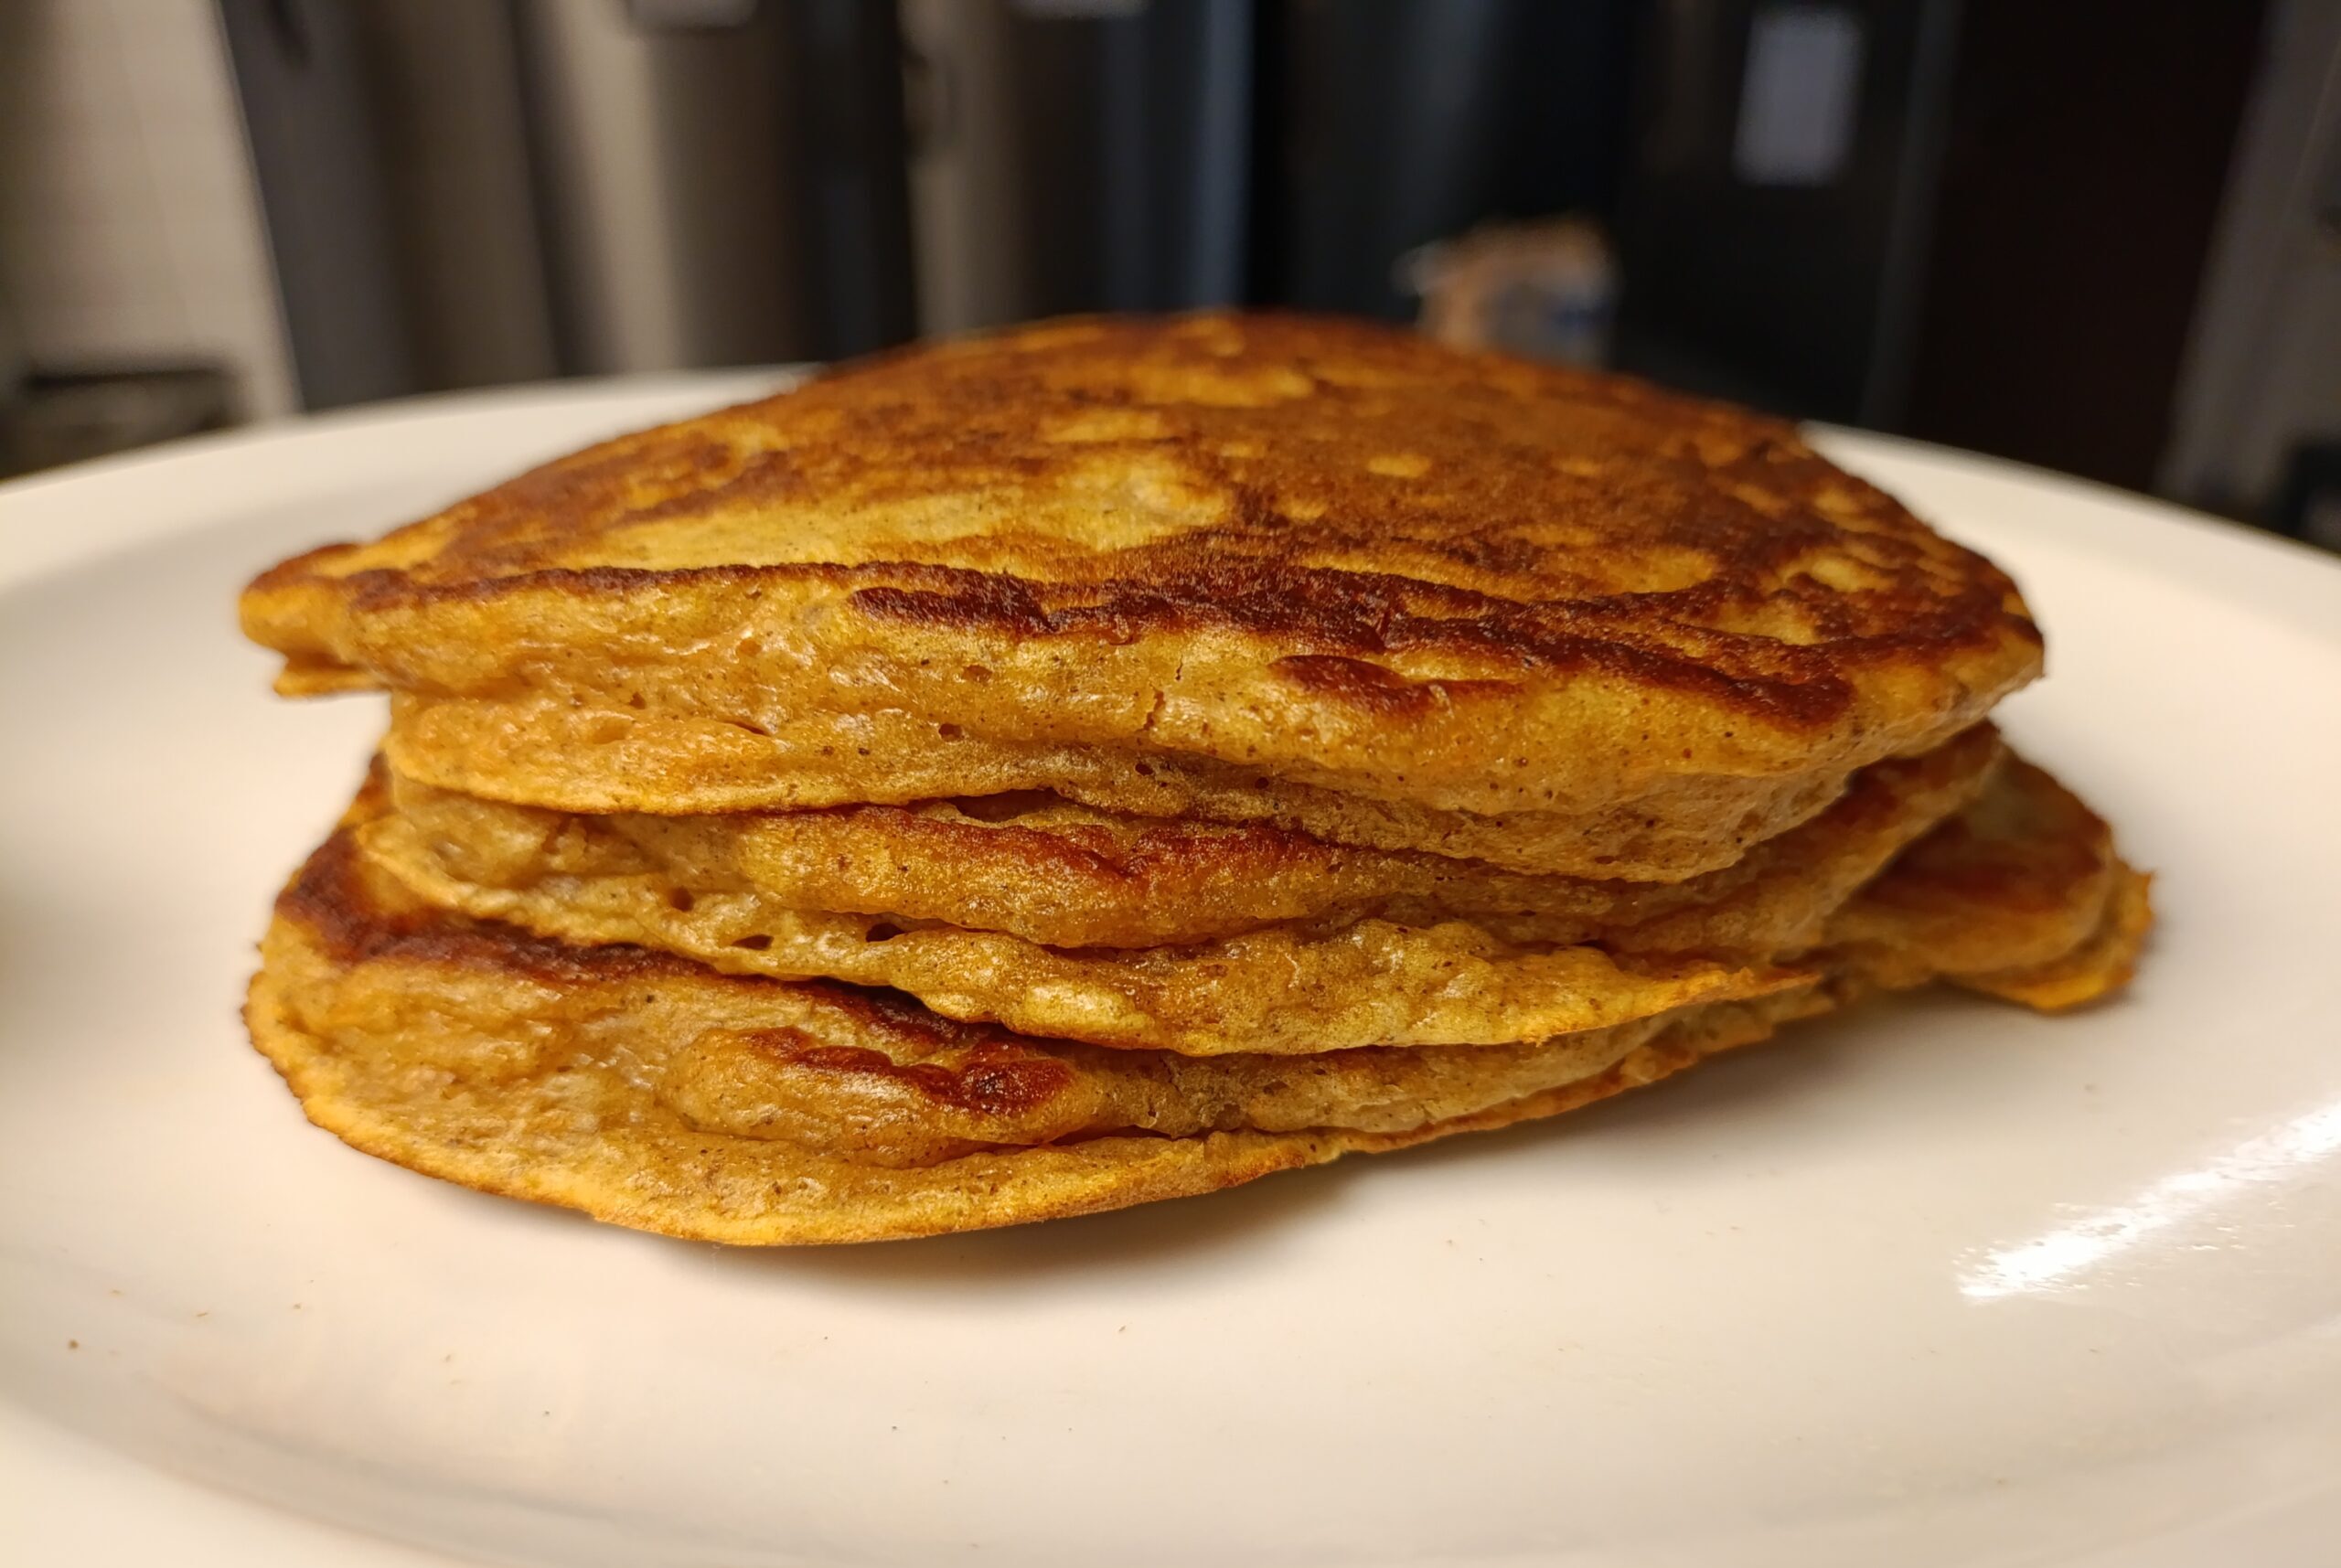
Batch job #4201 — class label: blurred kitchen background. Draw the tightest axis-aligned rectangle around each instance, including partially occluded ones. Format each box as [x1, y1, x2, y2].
[1, 0, 2335, 550]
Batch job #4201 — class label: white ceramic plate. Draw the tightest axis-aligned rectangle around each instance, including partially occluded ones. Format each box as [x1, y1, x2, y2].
[3, 376, 2338, 1568]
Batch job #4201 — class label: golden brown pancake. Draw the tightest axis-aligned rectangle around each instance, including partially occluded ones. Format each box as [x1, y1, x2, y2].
[262, 827, 1831, 1165]
[362, 827, 1803, 1056]
[246, 757, 2146, 1244]
[379, 691, 1855, 880]
[1825, 755, 2142, 991]
[388, 723, 2002, 950]
[243, 315, 2041, 879]
[358, 729, 2001, 1054]
[248, 952, 1812, 1247]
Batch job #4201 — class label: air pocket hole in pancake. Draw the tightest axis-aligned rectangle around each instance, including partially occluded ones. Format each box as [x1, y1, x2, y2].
[864, 923, 903, 944]
[667, 889, 696, 912]
[953, 790, 1060, 823]
[730, 933, 772, 951]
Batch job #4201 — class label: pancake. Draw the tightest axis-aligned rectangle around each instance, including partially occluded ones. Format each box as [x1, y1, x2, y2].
[1956, 870, 2152, 1011]
[246, 758, 2147, 1243]
[364, 822, 1806, 1056]
[388, 723, 2002, 949]
[360, 730, 2001, 1054]
[249, 953, 1814, 1247]
[1825, 755, 2153, 1008]
[262, 826, 1833, 1166]
[243, 314, 2041, 875]
[380, 691, 1861, 880]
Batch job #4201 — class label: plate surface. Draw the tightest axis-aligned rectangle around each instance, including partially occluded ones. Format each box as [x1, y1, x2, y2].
[3, 376, 2338, 1568]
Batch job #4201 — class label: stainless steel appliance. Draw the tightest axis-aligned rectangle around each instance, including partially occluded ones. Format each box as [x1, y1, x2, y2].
[220, 0, 915, 407]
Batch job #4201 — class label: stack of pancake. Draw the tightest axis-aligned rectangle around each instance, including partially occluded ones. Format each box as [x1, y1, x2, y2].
[239, 315, 2149, 1244]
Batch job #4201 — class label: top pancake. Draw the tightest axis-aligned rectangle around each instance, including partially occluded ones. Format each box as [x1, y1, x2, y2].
[241, 314, 2041, 843]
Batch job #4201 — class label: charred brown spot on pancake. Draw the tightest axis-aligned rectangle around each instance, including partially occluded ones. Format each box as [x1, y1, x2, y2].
[279, 823, 738, 987]
[275, 829, 428, 957]
[794, 978, 1003, 1049]
[1268, 655, 1518, 716]
[738, 1031, 1078, 1119]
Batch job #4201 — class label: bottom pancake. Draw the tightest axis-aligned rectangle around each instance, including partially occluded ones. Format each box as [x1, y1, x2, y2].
[247, 967, 1819, 1247]
[246, 762, 2148, 1243]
